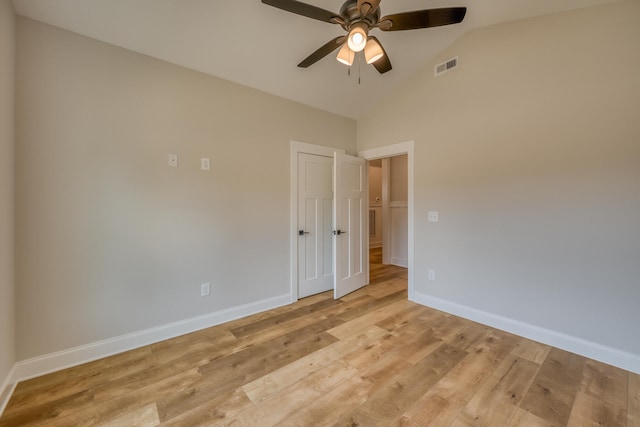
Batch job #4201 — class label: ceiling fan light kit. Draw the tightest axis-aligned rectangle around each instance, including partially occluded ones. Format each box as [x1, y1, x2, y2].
[336, 43, 355, 66]
[261, 0, 467, 75]
[347, 22, 368, 52]
[364, 37, 384, 64]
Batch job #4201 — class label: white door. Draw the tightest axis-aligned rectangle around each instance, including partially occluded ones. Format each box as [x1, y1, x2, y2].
[297, 153, 334, 298]
[333, 152, 368, 299]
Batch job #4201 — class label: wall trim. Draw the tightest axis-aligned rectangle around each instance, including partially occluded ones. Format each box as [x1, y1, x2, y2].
[411, 291, 640, 375]
[6, 293, 291, 398]
[0, 365, 17, 417]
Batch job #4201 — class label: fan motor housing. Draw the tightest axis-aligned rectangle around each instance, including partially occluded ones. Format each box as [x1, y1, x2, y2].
[339, 0, 380, 31]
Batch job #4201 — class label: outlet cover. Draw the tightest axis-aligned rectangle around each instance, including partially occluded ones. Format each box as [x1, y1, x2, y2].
[201, 158, 210, 170]
[428, 270, 436, 281]
[428, 211, 439, 222]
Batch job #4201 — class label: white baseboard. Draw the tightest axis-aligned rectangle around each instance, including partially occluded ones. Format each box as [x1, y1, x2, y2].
[390, 258, 408, 268]
[7, 293, 291, 394]
[0, 365, 17, 417]
[410, 291, 640, 375]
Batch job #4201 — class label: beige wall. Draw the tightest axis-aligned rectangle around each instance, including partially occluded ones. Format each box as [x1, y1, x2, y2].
[368, 164, 382, 203]
[15, 18, 356, 359]
[358, 0, 640, 355]
[390, 155, 408, 203]
[368, 163, 382, 248]
[388, 155, 408, 267]
[0, 0, 16, 397]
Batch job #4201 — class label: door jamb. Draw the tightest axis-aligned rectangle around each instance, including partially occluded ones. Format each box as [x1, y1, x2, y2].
[290, 141, 346, 303]
[359, 141, 415, 300]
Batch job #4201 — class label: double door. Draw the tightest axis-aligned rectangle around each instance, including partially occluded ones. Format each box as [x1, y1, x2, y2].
[297, 152, 367, 299]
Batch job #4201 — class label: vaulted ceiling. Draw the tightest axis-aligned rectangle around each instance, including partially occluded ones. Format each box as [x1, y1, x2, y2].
[12, 0, 618, 119]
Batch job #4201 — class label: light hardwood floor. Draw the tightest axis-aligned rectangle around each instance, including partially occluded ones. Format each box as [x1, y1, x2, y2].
[1, 248, 639, 426]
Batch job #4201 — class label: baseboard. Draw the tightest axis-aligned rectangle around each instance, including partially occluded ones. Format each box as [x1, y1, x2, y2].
[0, 364, 17, 417]
[10, 293, 291, 387]
[390, 258, 408, 268]
[411, 292, 640, 375]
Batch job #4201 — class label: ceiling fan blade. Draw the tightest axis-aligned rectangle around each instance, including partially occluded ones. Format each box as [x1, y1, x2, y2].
[298, 36, 347, 68]
[261, 0, 340, 24]
[369, 36, 392, 74]
[379, 7, 466, 31]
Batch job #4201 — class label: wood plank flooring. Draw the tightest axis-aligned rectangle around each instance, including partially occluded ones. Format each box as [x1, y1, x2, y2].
[2, 247, 639, 426]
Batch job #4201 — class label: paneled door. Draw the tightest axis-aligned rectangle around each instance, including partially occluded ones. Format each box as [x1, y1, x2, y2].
[333, 152, 368, 299]
[297, 153, 334, 298]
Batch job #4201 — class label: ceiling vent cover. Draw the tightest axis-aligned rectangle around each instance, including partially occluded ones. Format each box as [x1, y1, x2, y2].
[435, 56, 458, 77]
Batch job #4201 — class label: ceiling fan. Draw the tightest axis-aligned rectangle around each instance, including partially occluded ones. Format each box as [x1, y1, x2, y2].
[261, 0, 467, 74]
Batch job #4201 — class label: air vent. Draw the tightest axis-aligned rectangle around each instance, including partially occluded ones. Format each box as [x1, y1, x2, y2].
[434, 56, 459, 77]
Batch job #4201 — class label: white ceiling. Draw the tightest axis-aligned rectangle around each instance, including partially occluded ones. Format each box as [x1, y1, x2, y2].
[12, 0, 618, 119]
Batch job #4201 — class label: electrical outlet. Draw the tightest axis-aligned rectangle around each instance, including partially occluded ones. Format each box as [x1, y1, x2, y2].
[427, 211, 439, 222]
[200, 283, 210, 297]
[428, 270, 436, 281]
[201, 158, 210, 170]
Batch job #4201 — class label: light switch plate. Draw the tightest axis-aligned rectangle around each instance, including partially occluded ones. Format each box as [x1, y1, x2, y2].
[201, 283, 210, 297]
[168, 154, 178, 167]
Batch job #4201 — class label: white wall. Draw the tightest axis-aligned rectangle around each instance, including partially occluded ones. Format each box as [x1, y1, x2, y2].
[15, 17, 356, 361]
[357, 0, 640, 367]
[0, 0, 16, 407]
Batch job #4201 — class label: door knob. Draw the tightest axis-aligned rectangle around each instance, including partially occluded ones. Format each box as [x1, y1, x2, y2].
[333, 229, 347, 235]
[298, 230, 309, 236]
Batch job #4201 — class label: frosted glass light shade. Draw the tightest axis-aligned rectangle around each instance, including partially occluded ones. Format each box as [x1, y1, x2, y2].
[347, 23, 368, 52]
[336, 43, 355, 66]
[364, 37, 384, 64]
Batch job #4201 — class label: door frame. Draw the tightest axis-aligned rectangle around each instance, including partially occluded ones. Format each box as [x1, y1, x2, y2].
[359, 141, 415, 300]
[290, 141, 345, 302]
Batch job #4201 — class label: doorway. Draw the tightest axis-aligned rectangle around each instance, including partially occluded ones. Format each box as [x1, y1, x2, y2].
[360, 141, 415, 299]
[368, 155, 409, 269]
